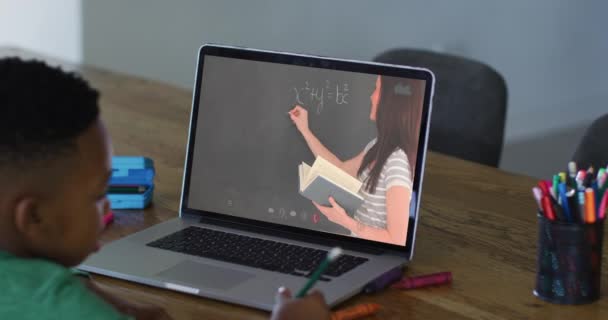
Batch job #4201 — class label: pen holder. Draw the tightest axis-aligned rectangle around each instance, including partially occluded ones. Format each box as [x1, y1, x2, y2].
[534, 214, 604, 304]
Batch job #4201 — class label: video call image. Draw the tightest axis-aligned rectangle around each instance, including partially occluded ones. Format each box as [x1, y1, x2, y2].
[189, 55, 425, 246]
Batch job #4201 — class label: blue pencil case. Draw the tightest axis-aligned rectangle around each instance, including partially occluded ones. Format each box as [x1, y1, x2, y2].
[108, 156, 155, 209]
[110, 156, 155, 186]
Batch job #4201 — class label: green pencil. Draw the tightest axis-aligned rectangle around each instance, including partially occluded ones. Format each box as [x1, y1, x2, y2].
[296, 247, 342, 298]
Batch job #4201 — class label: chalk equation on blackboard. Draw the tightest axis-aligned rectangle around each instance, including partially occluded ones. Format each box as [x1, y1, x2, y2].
[292, 80, 349, 114]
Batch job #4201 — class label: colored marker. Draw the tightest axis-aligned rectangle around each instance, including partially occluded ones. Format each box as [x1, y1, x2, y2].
[558, 172, 567, 183]
[541, 196, 556, 221]
[597, 168, 608, 197]
[584, 169, 594, 188]
[599, 191, 608, 220]
[558, 183, 572, 222]
[598, 192, 608, 220]
[391, 272, 452, 290]
[585, 188, 596, 224]
[330, 303, 381, 320]
[296, 247, 342, 298]
[362, 266, 404, 293]
[568, 161, 577, 179]
[578, 191, 586, 222]
[598, 172, 607, 191]
[567, 162, 578, 189]
[538, 181, 549, 197]
[550, 196, 565, 221]
[576, 170, 586, 190]
[552, 175, 560, 201]
[597, 168, 606, 184]
[566, 188, 579, 223]
[600, 178, 608, 196]
[532, 187, 543, 211]
[592, 181, 601, 208]
[600, 187, 608, 212]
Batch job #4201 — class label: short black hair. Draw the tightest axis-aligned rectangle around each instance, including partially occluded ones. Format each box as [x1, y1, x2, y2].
[0, 57, 99, 168]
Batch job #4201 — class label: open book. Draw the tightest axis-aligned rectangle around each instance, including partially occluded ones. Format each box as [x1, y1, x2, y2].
[298, 156, 364, 217]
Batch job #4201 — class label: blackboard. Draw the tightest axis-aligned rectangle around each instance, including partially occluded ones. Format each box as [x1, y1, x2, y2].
[189, 55, 377, 234]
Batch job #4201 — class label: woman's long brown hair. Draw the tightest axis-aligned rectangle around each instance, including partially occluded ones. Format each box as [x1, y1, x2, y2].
[357, 76, 424, 193]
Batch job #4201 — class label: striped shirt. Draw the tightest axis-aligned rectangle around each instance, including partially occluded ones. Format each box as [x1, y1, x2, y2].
[354, 139, 412, 230]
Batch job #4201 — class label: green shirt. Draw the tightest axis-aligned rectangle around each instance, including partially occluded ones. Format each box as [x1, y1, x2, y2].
[0, 251, 131, 320]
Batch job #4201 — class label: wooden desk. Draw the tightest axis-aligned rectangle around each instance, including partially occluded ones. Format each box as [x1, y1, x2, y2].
[3, 48, 607, 319]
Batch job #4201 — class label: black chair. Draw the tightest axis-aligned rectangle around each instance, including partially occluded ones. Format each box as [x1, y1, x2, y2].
[374, 48, 508, 167]
[572, 113, 608, 169]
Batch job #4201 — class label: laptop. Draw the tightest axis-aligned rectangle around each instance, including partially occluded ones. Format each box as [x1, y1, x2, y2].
[80, 44, 435, 310]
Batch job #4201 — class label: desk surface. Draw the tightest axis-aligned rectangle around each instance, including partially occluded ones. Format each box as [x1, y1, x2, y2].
[3, 48, 607, 319]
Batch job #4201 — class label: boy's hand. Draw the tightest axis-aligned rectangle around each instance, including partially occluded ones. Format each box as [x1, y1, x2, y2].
[271, 287, 330, 320]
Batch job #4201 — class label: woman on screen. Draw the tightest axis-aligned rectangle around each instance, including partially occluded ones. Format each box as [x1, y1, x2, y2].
[288, 75, 423, 245]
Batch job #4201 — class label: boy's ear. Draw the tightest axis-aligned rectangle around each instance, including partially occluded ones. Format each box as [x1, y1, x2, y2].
[13, 196, 44, 237]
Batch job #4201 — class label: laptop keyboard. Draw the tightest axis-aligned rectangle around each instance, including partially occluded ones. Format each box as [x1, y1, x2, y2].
[146, 226, 368, 281]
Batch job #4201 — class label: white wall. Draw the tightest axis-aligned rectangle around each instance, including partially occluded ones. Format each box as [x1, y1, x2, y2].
[0, 0, 82, 63]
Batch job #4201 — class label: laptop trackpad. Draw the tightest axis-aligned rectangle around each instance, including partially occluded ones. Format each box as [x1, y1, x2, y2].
[156, 260, 254, 290]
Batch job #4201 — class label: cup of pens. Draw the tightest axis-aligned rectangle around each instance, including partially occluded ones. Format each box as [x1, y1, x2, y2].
[532, 162, 607, 304]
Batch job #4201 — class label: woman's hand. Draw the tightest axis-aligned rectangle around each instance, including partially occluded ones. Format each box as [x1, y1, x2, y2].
[313, 197, 356, 231]
[271, 287, 330, 320]
[288, 105, 309, 134]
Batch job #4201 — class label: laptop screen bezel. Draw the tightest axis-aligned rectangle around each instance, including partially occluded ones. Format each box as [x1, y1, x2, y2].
[180, 44, 434, 258]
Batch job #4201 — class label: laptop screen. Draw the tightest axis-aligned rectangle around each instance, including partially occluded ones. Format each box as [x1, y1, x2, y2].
[183, 46, 432, 251]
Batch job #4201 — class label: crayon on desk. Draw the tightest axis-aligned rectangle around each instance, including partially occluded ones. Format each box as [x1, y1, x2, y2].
[391, 272, 452, 290]
[331, 303, 381, 320]
[362, 266, 403, 294]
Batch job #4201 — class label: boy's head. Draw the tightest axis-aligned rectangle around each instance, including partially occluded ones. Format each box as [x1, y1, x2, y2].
[0, 57, 112, 267]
